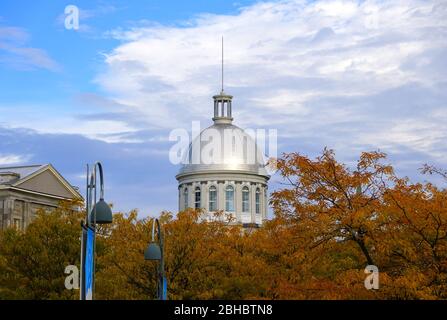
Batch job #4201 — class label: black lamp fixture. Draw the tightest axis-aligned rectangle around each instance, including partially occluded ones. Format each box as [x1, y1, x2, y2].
[90, 198, 113, 225]
[144, 218, 166, 300]
[80, 162, 113, 301]
[144, 242, 161, 260]
[88, 162, 113, 225]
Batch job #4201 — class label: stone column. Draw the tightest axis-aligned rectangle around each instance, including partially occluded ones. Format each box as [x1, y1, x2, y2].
[192, 182, 197, 208]
[217, 181, 225, 211]
[264, 186, 268, 220]
[188, 183, 194, 209]
[235, 182, 242, 223]
[228, 180, 238, 222]
[202, 182, 208, 212]
[0, 199, 4, 230]
[178, 185, 181, 212]
[254, 183, 263, 224]
[260, 185, 265, 221]
[250, 183, 256, 224]
[6, 198, 14, 229]
[24, 201, 30, 229]
[180, 185, 185, 211]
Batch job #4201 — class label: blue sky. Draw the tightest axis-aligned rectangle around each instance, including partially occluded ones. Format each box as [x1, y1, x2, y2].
[0, 0, 446, 217]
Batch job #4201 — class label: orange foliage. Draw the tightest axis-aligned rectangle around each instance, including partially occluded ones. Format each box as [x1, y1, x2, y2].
[93, 150, 447, 299]
[1, 150, 446, 300]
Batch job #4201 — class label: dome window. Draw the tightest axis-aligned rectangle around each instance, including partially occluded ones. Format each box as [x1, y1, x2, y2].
[194, 186, 201, 209]
[225, 185, 235, 212]
[209, 186, 217, 211]
[242, 186, 250, 213]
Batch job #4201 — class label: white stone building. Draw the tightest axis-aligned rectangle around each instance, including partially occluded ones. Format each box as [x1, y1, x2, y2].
[176, 90, 270, 227]
[0, 164, 82, 230]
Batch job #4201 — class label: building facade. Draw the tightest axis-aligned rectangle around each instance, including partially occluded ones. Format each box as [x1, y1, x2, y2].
[176, 90, 270, 227]
[0, 164, 82, 230]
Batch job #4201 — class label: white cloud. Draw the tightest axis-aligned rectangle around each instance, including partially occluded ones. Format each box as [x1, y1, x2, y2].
[0, 153, 31, 166]
[0, 26, 60, 71]
[92, 0, 447, 170]
[6, 118, 141, 144]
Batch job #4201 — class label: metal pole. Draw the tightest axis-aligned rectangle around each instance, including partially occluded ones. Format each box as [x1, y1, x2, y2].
[152, 219, 161, 299]
[80, 164, 89, 300]
[92, 163, 97, 300]
[159, 221, 165, 300]
[96, 162, 105, 200]
[82, 162, 104, 300]
[221, 36, 224, 92]
[80, 223, 84, 300]
[154, 218, 165, 300]
[85, 164, 90, 225]
[80, 161, 110, 300]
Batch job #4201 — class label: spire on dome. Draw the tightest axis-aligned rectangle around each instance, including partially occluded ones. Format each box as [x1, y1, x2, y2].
[221, 36, 224, 92]
[212, 36, 233, 124]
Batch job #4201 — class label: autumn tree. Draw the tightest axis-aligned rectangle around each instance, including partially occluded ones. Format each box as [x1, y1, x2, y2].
[270, 149, 394, 267]
[380, 178, 447, 298]
[1, 150, 445, 300]
[269, 149, 447, 299]
[0, 200, 83, 299]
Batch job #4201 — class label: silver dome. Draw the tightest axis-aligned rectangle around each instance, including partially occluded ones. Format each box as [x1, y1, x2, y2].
[177, 122, 269, 178]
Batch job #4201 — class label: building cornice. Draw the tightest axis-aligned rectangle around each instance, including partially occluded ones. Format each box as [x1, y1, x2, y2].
[0, 185, 73, 201]
[176, 169, 270, 181]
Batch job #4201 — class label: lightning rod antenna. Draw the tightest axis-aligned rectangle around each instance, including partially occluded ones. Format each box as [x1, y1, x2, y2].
[221, 36, 224, 93]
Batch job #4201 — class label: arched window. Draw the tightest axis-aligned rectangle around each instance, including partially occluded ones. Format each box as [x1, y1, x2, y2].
[194, 186, 201, 209]
[255, 188, 260, 214]
[209, 185, 217, 211]
[225, 185, 235, 212]
[183, 187, 188, 209]
[242, 186, 250, 212]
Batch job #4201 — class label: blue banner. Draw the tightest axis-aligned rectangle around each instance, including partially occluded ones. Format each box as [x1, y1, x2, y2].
[162, 276, 167, 300]
[84, 227, 94, 300]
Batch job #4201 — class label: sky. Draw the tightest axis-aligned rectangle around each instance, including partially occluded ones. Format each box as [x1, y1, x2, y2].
[0, 0, 446, 217]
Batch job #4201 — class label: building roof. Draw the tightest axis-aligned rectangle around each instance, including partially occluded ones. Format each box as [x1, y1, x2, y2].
[177, 90, 270, 180]
[177, 122, 270, 179]
[0, 164, 82, 199]
[0, 165, 45, 183]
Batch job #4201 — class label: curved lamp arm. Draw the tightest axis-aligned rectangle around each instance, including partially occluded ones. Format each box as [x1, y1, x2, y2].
[86, 161, 106, 227]
[152, 218, 161, 242]
[94, 162, 105, 200]
[151, 218, 164, 264]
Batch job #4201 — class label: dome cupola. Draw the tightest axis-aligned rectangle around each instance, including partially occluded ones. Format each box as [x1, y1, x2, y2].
[212, 91, 233, 124]
[175, 39, 270, 227]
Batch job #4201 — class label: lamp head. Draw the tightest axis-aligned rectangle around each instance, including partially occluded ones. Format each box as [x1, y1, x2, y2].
[90, 198, 113, 224]
[144, 242, 161, 260]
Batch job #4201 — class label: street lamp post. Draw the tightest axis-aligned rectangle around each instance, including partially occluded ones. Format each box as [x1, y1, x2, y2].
[144, 218, 167, 300]
[80, 162, 113, 300]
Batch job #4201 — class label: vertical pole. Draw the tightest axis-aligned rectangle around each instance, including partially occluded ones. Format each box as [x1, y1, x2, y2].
[92, 164, 97, 300]
[221, 36, 224, 92]
[153, 219, 161, 300]
[80, 223, 84, 300]
[158, 220, 165, 300]
[80, 164, 89, 300]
